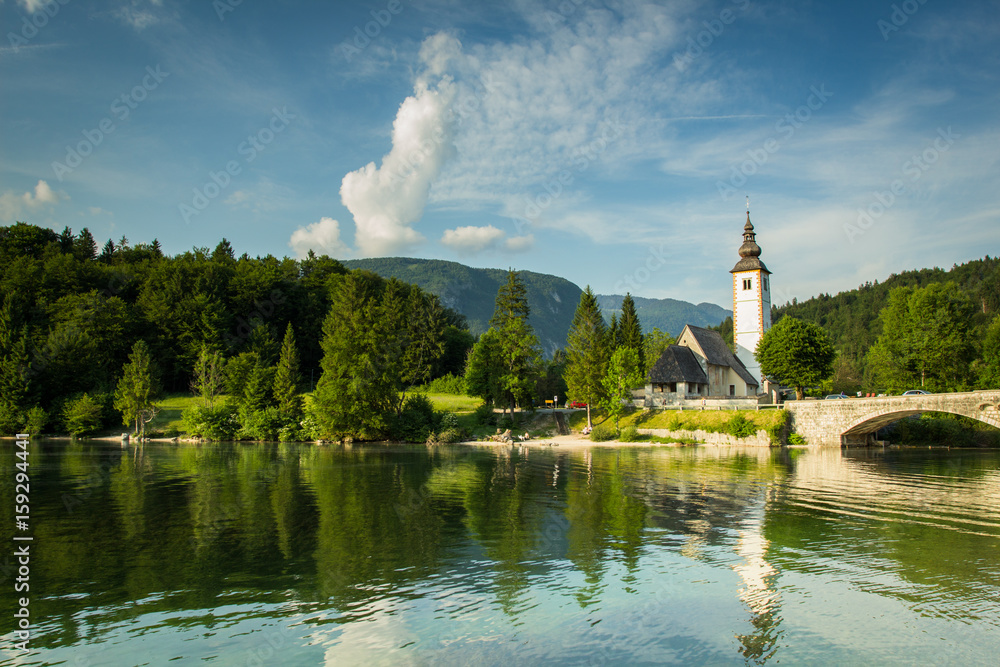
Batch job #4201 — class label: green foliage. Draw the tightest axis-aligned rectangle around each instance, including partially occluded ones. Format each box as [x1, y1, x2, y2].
[619, 425, 642, 442]
[565, 286, 609, 426]
[600, 347, 644, 430]
[273, 323, 303, 418]
[23, 406, 48, 435]
[114, 340, 159, 436]
[191, 344, 225, 408]
[710, 316, 734, 352]
[890, 414, 1000, 448]
[389, 393, 439, 442]
[618, 293, 645, 369]
[63, 393, 104, 436]
[727, 413, 757, 438]
[787, 432, 807, 445]
[643, 327, 676, 375]
[421, 372, 466, 395]
[182, 404, 237, 440]
[756, 316, 836, 400]
[236, 405, 284, 441]
[865, 283, 976, 393]
[589, 421, 616, 441]
[976, 314, 1000, 388]
[473, 402, 497, 426]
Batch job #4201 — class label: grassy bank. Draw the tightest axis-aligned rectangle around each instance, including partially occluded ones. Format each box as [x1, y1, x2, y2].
[567, 407, 789, 444]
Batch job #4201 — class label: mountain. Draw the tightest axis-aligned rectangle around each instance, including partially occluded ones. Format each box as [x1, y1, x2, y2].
[344, 257, 732, 355]
[343, 258, 582, 356]
[595, 294, 731, 335]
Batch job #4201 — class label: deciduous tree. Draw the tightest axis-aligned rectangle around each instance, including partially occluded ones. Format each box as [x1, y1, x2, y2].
[756, 316, 835, 400]
[114, 340, 159, 436]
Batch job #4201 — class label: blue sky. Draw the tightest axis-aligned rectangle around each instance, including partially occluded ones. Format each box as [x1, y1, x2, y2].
[2, 0, 998, 308]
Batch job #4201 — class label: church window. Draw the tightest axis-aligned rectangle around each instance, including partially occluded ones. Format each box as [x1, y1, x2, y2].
[742, 278, 752, 290]
[763, 276, 769, 291]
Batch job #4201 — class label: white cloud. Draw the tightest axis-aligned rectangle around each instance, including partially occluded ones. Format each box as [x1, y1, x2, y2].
[288, 217, 350, 259]
[339, 36, 459, 257]
[18, 0, 48, 13]
[114, 0, 164, 31]
[440, 224, 504, 252]
[440, 224, 535, 255]
[0, 179, 62, 222]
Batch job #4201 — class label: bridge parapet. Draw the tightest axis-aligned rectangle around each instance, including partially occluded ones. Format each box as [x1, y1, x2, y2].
[784, 390, 1000, 446]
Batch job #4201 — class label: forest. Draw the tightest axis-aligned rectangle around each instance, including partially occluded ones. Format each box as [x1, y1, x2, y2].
[0, 222, 472, 439]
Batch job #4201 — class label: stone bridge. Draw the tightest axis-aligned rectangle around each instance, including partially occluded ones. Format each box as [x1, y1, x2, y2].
[784, 390, 1000, 446]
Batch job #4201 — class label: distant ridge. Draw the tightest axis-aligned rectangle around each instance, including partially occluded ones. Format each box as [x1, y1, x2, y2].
[344, 257, 731, 354]
[595, 294, 731, 335]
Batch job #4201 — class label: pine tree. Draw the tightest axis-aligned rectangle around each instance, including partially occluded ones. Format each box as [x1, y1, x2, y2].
[75, 228, 97, 261]
[114, 340, 159, 436]
[58, 226, 75, 253]
[608, 313, 619, 350]
[0, 301, 33, 432]
[212, 238, 235, 262]
[99, 239, 116, 264]
[564, 286, 609, 428]
[618, 293, 644, 371]
[273, 323, 302, 419]
[488, 269, 540, 417]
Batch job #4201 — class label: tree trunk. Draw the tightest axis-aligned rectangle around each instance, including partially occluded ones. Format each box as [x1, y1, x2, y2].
[795, 386, 805, 401]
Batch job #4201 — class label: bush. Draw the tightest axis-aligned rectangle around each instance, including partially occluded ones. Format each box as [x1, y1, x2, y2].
[589, 422, 616, 442]
[619, 425, 642, 442]
[473, 402, 496, 426]
[390, 393, 439, 442]
[727, 413, 757, 439]
[23, 407, 48, 435]
[497, 415, 514, 431]
[787, 432, 807, 445]
[424, 374, 467, 395]
[237, 406, 285, 441]
[182, 405, 237, 440]
[63, 394, 104, 436]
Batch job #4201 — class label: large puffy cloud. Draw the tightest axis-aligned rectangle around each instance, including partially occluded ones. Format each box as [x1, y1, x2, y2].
[339, 37, 459, 257]
[288, 217, 350, 259]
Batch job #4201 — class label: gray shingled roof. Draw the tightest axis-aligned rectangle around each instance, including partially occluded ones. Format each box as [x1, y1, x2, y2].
[730, 256, 770, 273]
[647, 345, 708, 385]
[684, 325, 759, 387]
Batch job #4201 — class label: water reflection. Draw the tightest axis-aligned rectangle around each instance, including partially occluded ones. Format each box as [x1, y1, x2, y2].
[1, 441, 999, 665]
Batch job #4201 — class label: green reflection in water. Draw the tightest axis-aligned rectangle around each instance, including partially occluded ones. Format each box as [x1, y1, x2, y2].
[1, 441, 999, 665]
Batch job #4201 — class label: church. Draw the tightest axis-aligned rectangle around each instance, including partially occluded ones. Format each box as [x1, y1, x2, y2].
[643, 207, 772, 407]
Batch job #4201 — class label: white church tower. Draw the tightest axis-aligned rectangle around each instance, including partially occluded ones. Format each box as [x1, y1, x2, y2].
[730, 203, 771, 388]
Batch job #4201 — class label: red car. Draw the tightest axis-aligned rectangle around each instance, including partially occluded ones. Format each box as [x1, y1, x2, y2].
[567, 401, 588, 409]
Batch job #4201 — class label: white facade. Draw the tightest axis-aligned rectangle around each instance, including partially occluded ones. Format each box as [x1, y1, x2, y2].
[729, 212, 771, 389]
[732, 268, 771, 386]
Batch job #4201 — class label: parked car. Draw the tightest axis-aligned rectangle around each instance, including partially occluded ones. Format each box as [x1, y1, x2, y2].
[902, 389, 929, 395]
[567, 401, 588, 408]
[825, 393, 849, 399]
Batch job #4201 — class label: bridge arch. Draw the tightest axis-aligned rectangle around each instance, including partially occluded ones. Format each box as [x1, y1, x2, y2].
[841, 406, 1000, 445]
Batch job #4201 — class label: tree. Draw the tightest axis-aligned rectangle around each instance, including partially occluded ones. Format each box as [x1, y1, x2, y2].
[976, 314, 1000, 389]
[608, 313, 619, 351]
[464, 328, 504, 407]
[756, 316, 835, 400]
[0, 300, 33, 432]
[601, 347, 644, 432]
[191, 343, 226, 408]
[564, 287, 608, 428]
[99, 239, 116, 264]
[273, 323, 302, 419]
[643, 327, 676, 375]
[488, 270, 541, 418]
[63, 393, 104, 436]
[114, 340, 159, 436]
[864, 283, 975, 392]
[618, 293, 644, 371]
[74, 227, 98, 261]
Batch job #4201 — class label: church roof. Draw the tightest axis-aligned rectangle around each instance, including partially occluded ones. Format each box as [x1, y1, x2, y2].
[730, 211, 770, 274]
[647, 345, 708, 385]
[682, 325, 759, 388]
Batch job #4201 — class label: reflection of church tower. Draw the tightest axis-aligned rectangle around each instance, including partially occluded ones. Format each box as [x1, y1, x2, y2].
[730, 204, 771, 387]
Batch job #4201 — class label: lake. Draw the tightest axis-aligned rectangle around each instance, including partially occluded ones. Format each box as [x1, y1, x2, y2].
[2, 440, 1000, 665]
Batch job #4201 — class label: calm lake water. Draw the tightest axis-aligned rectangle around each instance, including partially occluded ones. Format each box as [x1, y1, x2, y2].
[2, 440, 1000, 666]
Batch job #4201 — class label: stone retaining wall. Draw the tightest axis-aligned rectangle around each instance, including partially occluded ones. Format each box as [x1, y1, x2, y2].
[638, 428, 774, 447]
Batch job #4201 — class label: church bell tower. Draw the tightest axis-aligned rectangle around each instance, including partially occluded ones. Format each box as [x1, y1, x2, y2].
[730, 202, 771, 388]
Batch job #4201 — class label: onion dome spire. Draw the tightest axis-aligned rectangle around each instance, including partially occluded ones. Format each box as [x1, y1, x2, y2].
[730, 203, 770, 274]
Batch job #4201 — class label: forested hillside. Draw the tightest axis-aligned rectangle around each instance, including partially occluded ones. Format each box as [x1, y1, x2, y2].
[0, 223, 470, 436]
[774, 256, 1000, 392]
[344, 257, 582, 356]
[595, 294, 730, 336]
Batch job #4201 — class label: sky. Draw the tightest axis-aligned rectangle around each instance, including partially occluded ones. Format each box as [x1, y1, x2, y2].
[1, 0, 998, 308]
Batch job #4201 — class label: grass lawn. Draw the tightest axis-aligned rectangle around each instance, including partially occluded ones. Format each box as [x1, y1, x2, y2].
[423, 393, 481, 412]
[148, 394, 210, 435]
